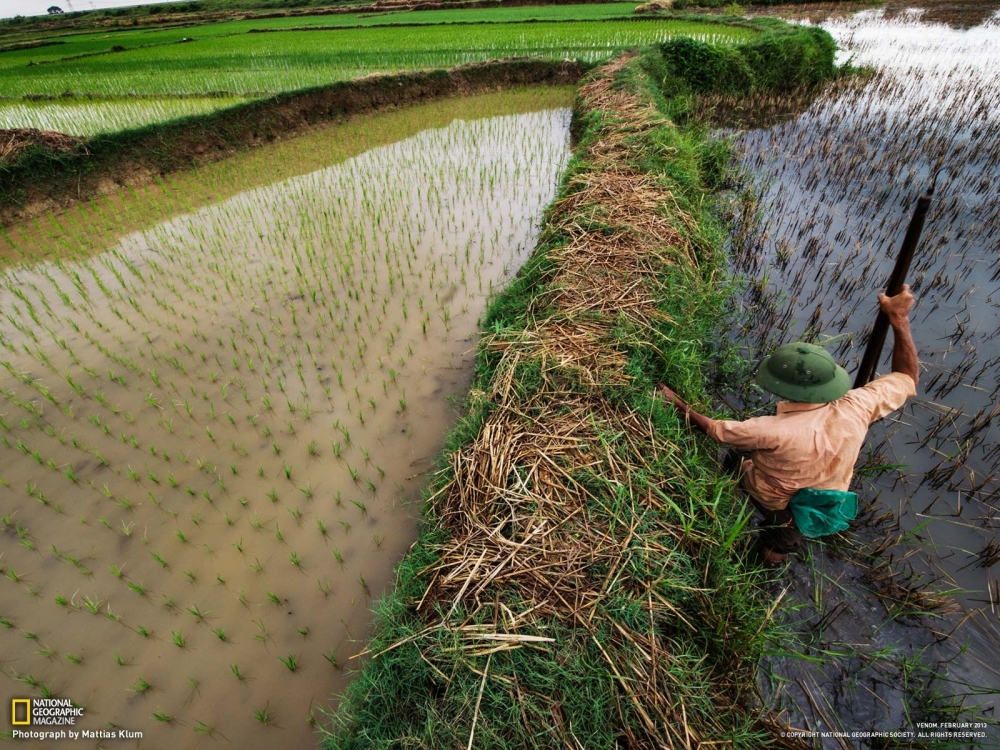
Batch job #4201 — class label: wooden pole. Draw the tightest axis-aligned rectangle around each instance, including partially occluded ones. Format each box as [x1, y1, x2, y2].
[853, 187, 933, 388]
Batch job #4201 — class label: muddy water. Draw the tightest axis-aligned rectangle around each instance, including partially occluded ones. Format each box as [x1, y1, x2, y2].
[724, 6, 1000, 739]
[0, 89, 572, 748]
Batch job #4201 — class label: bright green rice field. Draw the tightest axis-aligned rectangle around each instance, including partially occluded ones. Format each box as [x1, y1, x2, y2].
[0, 5, 755, 134]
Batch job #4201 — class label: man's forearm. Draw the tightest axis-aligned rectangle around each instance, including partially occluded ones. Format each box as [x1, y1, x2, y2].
[889, 315, 919, 387]
[660, 389, 713, 435]
[677, 403, 712, 434]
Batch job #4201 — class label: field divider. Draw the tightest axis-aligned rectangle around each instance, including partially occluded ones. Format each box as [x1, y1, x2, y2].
[0, 57, 587, 228]
[321, 21, 840, 748]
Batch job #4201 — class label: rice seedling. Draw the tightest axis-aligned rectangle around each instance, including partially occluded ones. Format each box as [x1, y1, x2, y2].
[127, 582, 147, 597]
[324, 649, 341, 669]
[171, 629, 185, 649]
[152, 711, 173, 724]
[254, 704, 272, 726]
[187, 604, 208, 621]
[278, 654, 298, 673]
[130, 676, 151, 695]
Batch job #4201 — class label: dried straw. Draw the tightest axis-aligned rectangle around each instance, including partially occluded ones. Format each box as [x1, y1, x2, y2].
[0, 128, 84, 163]
[370, 57, 804, 748]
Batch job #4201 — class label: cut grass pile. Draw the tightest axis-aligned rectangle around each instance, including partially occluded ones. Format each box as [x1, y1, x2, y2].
[321, 21, 837, 749]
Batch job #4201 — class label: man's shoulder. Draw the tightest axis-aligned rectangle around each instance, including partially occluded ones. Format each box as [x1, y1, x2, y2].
[839, 372, 916, 418]
[845, 372, 917, 400]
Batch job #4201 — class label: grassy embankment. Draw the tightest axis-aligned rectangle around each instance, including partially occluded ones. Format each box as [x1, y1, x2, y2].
[321, 19, 836, 749]
[0, 59, 583, 226]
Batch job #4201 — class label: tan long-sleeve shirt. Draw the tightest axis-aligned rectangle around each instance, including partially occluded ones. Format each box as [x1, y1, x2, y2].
[705, 372, 917, 510]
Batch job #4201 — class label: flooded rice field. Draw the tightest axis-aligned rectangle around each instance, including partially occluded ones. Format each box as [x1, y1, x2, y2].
[0, 97, 247, 137]
[725, 4, 1000, 738]
[0, 88, 572, 747]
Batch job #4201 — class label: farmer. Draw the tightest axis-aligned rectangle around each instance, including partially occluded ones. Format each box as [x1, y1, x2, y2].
[658, 286, 918, 566]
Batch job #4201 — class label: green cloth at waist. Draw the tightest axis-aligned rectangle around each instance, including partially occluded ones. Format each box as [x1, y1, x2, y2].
[787, 488, 858, 538]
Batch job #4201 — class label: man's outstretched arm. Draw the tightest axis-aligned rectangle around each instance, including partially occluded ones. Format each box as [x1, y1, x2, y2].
[879, 284, 918, 388]
[657, 385, 713, 435]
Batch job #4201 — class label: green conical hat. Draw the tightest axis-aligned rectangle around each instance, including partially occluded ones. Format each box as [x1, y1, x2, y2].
[755, 342, 850, 404]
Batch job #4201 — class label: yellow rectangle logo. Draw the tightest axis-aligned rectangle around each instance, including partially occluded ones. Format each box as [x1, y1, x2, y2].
[12, 698, 31, 725]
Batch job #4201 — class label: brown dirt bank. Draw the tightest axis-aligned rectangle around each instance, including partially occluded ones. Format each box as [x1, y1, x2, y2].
[0, 58, 585, 228]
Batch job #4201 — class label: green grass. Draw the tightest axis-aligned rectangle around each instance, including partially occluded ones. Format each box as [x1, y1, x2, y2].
[319, 23, 837, 750]
[0, 19, 754, 99]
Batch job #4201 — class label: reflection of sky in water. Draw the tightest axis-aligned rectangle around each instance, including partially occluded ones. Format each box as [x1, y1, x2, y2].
[729, 9, 1000, 729]
[730, 10, 1000, 625]
[117, 109, 571, 283]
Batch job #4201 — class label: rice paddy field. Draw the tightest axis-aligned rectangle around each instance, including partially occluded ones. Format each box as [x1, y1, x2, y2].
[722, 1, 1000, 732]
[0, 86, 574, 746]
[0, 4, 754, 135]
[0, 97, 246, 137]
[5, 0, 998, 744]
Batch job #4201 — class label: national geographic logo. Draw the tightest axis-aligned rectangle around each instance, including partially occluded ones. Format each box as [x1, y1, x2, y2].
[11, 699, 30, 726]
[10, 698, 84, 726]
